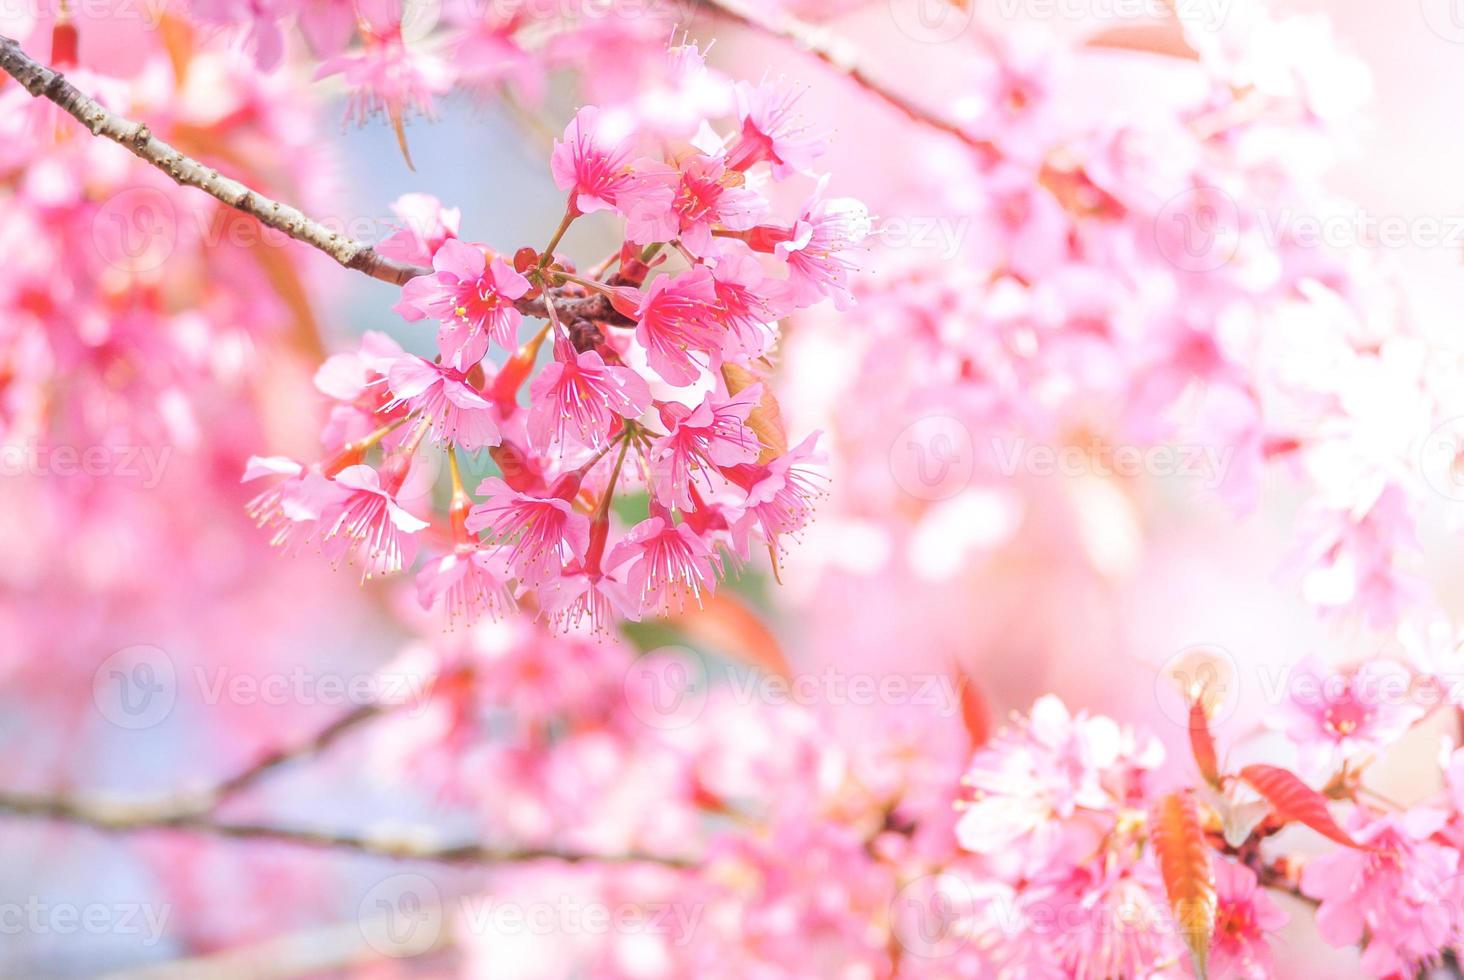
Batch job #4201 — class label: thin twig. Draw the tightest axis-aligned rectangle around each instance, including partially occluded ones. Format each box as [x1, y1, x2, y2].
[0, 35, 425, 285]
[693, 0, 998, 159]
[0, 789, 693, 867]
[0, 32, 630, 326]
[198, 701, 388, 810]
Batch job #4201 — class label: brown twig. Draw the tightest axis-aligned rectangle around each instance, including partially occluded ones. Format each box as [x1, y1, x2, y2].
[0, 32, 634, 327]
[0, 34, 427, 285]
[693, 0, 998, 160]
[0, 789, 693, 868]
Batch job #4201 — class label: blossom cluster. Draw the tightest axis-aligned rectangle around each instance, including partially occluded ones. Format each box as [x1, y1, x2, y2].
[787, 9, 1449, 630]
[940, 642, 1464, 980]
[245, 45, 864, 631]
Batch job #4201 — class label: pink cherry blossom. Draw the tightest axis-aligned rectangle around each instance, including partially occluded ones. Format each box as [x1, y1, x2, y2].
[1210, 858, 1288, 980]
[374, 193, 461, 266]
[1301, 808, 1460, 977]
[725, 78, 825, 180]
[394, 240, 531, 370]
[667, 153, 765, 256]
[649, 386, 761, 510]
[317, 462, 430, 580]
[415, 545, 515, 626]
[381, 355, 501, 450]
[606, 514, 720, 615]
[625, 266, 724, 387]
[1270, 656, 1425, 775]
[526, 339, 651, 452]
[466, 477, 591, 587]
[725, 433, 828, 558]
[550, 105, 647, 217]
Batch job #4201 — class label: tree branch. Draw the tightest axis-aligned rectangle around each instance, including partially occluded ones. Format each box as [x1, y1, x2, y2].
[0, 789, 692, 868]
[0, 34, 428, 286]
[693, 0, 998, 159]
[0, 32, 631, 327]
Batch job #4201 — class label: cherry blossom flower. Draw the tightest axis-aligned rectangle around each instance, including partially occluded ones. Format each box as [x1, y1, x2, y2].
[744, 177, 869, 311]
[416, 545, 515, 627]
[374, 193, 460, 266]
[393, 240, 531, 370]
[649, 386, 762, 510]
[1301, 808, 1460, 977]
[606, 514, 720, 615]
[622, 267, 725, 387]
[666, 153, 765, 256]
[526, 339, 651, 452]
[1269, 656, 1425, 775]
[725, 78, 825, 180]
[466, 477, 591, 587]
[380, 355, 501, 450]
[551, 105, 652, 217]
[313, 1, 450, 158]
[1210, 858, 1288, 980]
[725, 433, 829, 557]
[317, 462, 430, 580]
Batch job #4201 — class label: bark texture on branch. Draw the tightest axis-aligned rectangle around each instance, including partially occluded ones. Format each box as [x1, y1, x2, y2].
[0, 34, 431, 286]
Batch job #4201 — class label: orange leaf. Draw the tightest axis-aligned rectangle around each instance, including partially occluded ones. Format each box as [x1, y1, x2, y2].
[1149, 791, 1216, 980]
[722, 363, 787, 464]
[1239, 765, 1365, 849]
[954, 665, 990, 750]
[1085, 23, 1199, 60]
[1188, 700, 1220, 788]
[667, 591, 791, 679]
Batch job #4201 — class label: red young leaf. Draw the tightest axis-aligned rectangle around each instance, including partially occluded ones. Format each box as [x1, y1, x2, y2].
[1188, 699, 1220, 788]
[1149, 790, 1216, 980]
[1239, 764, 1364, 849]
[955, 666, 991, 750]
